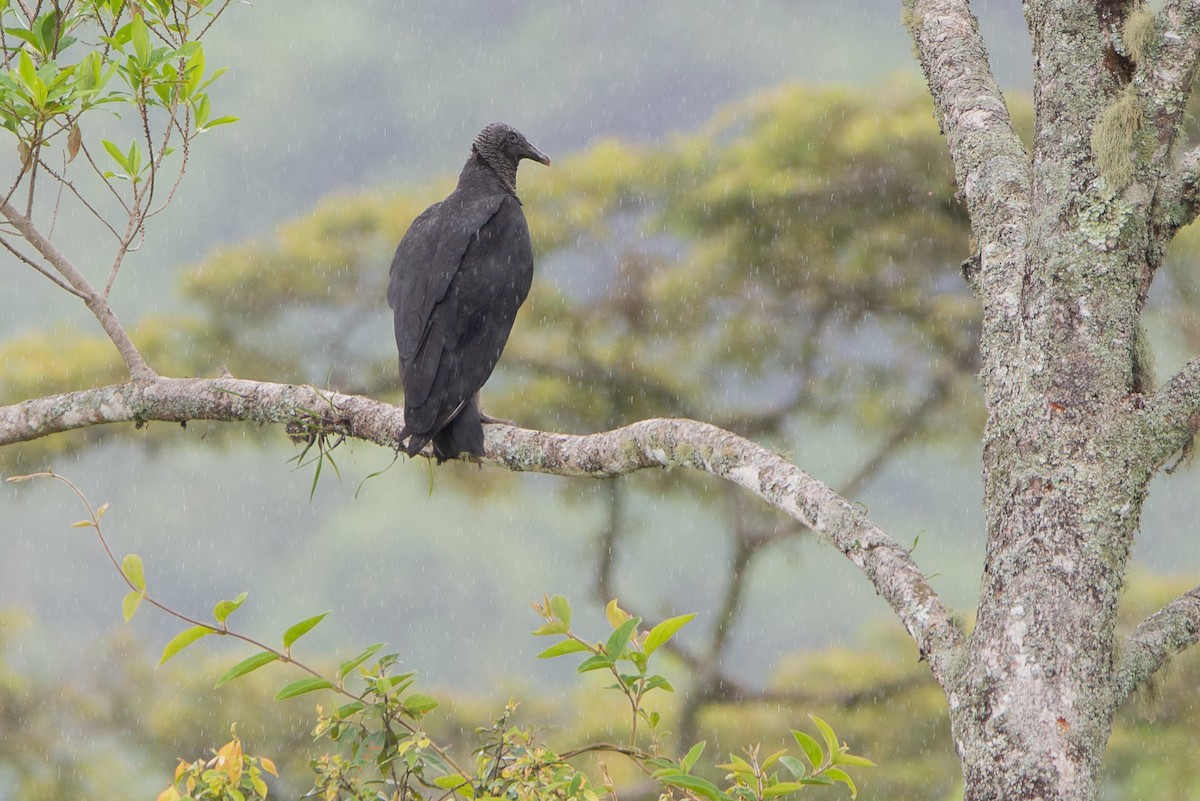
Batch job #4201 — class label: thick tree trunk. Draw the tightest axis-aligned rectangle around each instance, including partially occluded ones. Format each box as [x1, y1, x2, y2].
[903, 0, 1200, 798]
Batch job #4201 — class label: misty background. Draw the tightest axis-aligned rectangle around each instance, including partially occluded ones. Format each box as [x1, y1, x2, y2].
[5, 1, 1195, 698]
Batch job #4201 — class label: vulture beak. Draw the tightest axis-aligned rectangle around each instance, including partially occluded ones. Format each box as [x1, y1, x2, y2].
[522, 143, 551, 167]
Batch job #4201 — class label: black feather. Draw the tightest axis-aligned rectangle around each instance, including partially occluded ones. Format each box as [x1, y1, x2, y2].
[388, 123, 549, 462]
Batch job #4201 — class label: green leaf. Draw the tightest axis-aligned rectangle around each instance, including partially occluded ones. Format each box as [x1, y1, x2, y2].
[378, 671, 416, 696]
[199, 114, 238, 131]
[659, 773, 723, 801]
[762, 782, 807, 798]
[121, 589, 143, 621]
[531, 620, 569, 636]
[778, 755, 808, 780]
[791, 730, 823, 769]
[36, 9, 60, 54]
[215, 651, 279, 688]
[101, 139, 130, 173]
[761, 749, 788, 771]
[193, 91, 210, 127]
[810, 715, 840, 757]
[159, 625, 213, 665]
[121, 553, 145, 591]
[126, 141, 140, 176]
[824, 768, 857, 799]
[644, 674, 675, 692]
[213, 591, 248, 624]
[831, 753, 876, 768]
[336, 701, 365, 718]
[605, 598, 632, 627]
[282, 611, 328, 648]
[174, 41, 202, 59]
[681, 741, 706, 774]
[643, 613, 696, 655]
[129, 13, 150, 63]
[337, 643, 384, 678]
[719, 754, 754, 775]
[273, 677, 333, 701]
[603, 616, 640, 658]
[4, 28, 42, 52]
[536, 639, 590, 659]
[548, 594, 572, 626]
[17, 50, 38, 93]
[402, 693, 438, 715]
[195, 66, 228, 95]
[576, 654, 614, 673]
[433, 774, 473, 797]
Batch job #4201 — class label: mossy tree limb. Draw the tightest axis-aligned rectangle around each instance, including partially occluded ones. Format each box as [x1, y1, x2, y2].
[0, 375, 965, 686]
[1112, 585, 1200, 707]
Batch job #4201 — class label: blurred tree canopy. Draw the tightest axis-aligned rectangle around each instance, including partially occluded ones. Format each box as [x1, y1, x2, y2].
[3, 80, 992, 458]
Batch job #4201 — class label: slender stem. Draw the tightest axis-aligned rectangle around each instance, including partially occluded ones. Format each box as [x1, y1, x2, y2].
[6, 470, 470, 779]
[0, 198, 156, 379]
[0, 233, 82, 297]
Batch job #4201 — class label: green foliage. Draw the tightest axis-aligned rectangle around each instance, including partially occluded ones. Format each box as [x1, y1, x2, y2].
[533, 595, 692, 747]
[4, 568, 1200, 800]
[159, 724, 279, 801]
[20, 472, 872, 800]
[0, 0, 233, 184]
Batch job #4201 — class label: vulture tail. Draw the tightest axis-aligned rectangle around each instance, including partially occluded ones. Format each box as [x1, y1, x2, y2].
[430, 399, 485, 463]
[398, 399, 485, 463]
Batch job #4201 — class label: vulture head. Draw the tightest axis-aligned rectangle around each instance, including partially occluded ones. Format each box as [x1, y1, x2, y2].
[472, 123, 551, 192]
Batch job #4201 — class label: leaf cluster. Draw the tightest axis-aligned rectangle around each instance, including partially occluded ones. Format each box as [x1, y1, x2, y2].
[159, 724, 279, 801]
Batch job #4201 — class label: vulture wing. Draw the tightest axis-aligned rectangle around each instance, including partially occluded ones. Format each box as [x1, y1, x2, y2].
[388, 191, 533, 443]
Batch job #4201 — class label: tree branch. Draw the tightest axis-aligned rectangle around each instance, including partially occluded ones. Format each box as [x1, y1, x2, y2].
[0, 199, 156, 380]
[1136, 354, 1200, 469]
[1141, 0, 1200, 177]
[1112, 584, 1200, 706]
[0, 377, 965, 684]
[903, 0, 1030, 267]
[1144, 2, 1200, 241]
[1154, 144, 1200, 240]
[0, 234, 83, 298]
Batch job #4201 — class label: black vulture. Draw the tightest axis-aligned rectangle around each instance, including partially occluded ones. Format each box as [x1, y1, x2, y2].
[387, 123, 550, 461]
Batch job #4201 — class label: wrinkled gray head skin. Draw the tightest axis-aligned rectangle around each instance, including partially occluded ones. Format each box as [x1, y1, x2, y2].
[471, 123, 551, 193]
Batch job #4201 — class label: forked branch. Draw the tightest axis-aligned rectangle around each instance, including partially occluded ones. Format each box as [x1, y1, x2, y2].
[903, 0, 1030, 254]
[1113, 584, 1200, 706]
[1139, 354, 1200, 470]
[0, 199, 156, 380]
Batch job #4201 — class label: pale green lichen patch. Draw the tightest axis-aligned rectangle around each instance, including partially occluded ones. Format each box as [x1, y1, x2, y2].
[1078, 177, 1139, 247]
[1123, 5, 1158, 65]
[1091, 86, 1143, 190]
